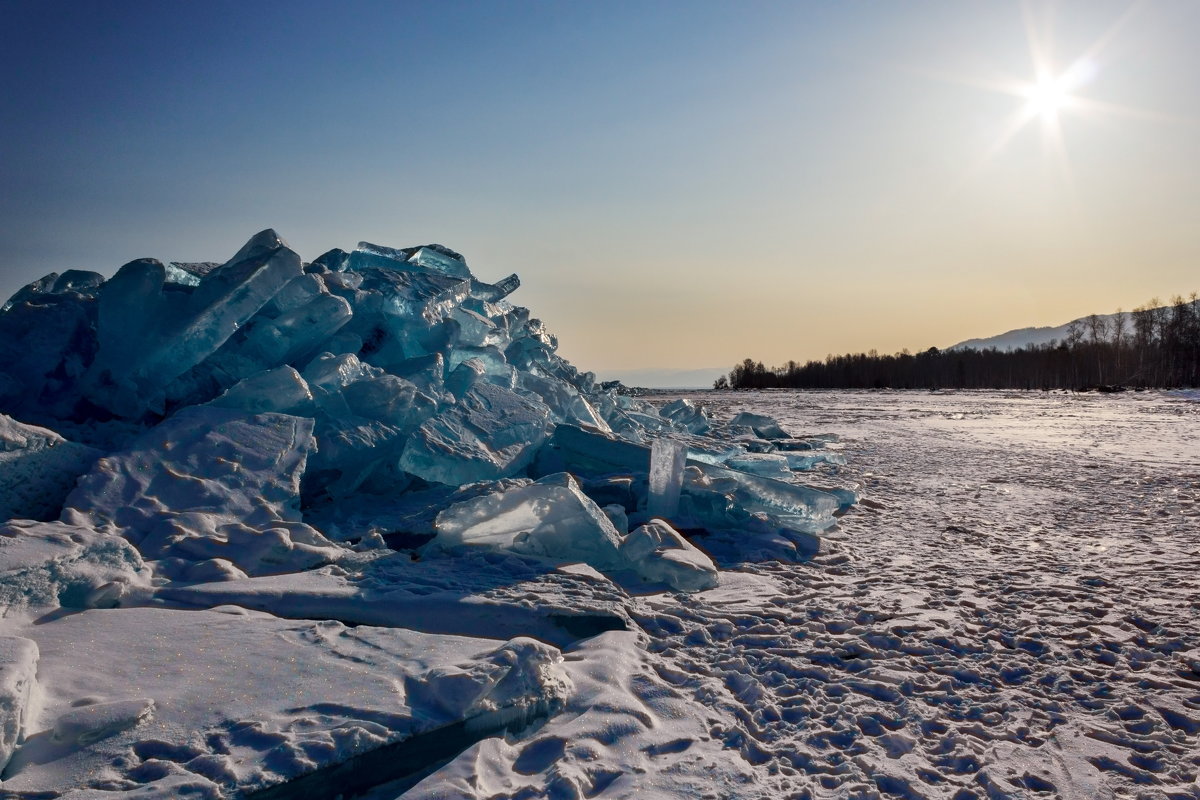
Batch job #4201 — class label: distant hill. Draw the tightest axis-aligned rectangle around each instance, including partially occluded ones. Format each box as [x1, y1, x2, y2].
[948, 310, 1126, 352]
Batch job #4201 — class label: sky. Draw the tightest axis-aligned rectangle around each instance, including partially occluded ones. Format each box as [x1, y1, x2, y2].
[2, 1, 1198, 384]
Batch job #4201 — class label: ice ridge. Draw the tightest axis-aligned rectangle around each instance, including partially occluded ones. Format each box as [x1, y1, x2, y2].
[0, 230, 859, 799]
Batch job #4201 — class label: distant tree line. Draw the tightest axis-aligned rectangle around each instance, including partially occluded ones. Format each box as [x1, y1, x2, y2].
[717, 295, 1200, 391]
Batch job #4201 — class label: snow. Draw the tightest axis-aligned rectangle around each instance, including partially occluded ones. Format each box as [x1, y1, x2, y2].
[389, 389, 1200, 799]
[154, 548, 633, 648]
[0, 636, 38, 774]
[0, 607, 571, 798]
[619, 518, 718, 592]
[0, 415, 64, 452]
[396, 631, 760, 800]
[62, 406, 342, 581]
[615, 389, 1200, 799]
[0, 520, 149, 612]
[0, 415, 101, 522]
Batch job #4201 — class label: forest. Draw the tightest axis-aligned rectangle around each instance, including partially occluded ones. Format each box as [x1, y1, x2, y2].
[719, 295, 1200, 391]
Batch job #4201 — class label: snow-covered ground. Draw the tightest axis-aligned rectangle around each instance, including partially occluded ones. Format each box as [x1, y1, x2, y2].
[1, 388, 1197, 798]
[408, 389, 1200, 799]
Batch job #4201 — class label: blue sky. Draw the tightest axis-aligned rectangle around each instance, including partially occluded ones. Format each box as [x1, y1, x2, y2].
[3, 1, 1198, 378]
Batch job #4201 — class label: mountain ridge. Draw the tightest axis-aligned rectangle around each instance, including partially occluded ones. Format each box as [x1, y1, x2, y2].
[949, 309, 1127, 352]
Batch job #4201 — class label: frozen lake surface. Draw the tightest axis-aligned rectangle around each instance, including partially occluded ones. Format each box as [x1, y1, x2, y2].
[2, 389, 1197, 799]
[412, 389, 1200, 799]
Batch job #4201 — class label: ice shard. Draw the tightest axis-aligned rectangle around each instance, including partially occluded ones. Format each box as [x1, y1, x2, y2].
[784, 451, 847, 470]
[470, 273, 521, 302]
[399, 382, 551, 485]
[682, 463, 841, 530]
[237, 291, 353, 369]
[431, 472, 626, 571]
[532, 424, 651, 478]
[208, 365, 315, 416]
[0, 272, 99, 418]
[658, 398, 710, 435]
[647, 438, 688, 518]
[729, 411, 792, 440]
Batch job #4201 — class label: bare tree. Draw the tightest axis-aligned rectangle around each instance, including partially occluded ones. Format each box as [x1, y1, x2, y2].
[1085, 314, 1108, 384]
[1065, 320, 1084, 349]
[725, 291, 1197, 391]
[1111, 308, 1128, 377]
[1065, 320, 1084, 387]
[1132, 302, 1157, 384]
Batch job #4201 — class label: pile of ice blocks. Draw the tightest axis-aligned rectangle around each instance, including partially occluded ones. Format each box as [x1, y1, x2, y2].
[0, 230, 853, 589]
[0, 231, 858, 796]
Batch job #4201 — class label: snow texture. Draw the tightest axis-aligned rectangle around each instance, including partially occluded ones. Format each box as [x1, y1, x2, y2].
[0, 520, 149, 612]
[0, 636, 38, 775]
[0, 415, 101, 522]
[155, 548, 633, 648]
[0, 607, 570, 798]
[619, 518, 718, 592]
[62, 406, 342, 580]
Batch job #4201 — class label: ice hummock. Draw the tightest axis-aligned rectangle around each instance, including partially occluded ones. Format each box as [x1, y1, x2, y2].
[0, 414, 101, 521]
[0, 226, 856, 590]
[0, 230, 860, 798]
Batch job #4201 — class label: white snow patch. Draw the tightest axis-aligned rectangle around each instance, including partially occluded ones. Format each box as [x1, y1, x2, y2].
[0, 636, 38, 774]
[1, 607, 570, 798]
[0, 520, 149, 612]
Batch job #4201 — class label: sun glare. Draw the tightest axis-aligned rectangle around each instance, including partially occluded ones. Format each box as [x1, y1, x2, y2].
[1023, 75, 1070, 119]
[940, 2, 1155, 190]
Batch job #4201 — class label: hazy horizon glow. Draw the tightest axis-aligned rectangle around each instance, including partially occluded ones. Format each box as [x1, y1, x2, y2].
[3, 1, 1198, 376]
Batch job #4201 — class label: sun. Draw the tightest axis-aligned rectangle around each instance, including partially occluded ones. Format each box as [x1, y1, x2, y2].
[1022, 74, 1071, 120]
[921, 3, 1189, 198]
